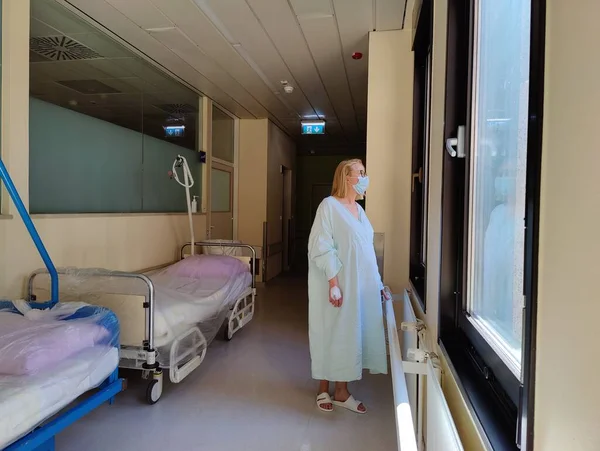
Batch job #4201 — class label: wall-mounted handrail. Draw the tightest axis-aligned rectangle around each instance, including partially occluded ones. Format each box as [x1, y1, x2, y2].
[0, 159, 58, 303]
[385, 298, 419, 451]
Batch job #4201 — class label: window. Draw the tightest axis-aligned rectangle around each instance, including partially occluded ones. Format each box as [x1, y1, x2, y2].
[409, 0, 433, 304]
[28, 0, 202, 214]
[212, 105, 234, 163]
[439, 1, 545, 449]
[210, 167, 232, 212]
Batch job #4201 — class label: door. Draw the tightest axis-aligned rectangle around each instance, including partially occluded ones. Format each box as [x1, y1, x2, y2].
[210, 162, 233, 239]
[282, 168, 293, 272]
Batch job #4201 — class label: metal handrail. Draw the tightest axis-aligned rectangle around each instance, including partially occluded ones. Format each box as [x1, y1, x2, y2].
[27, 268, 156, 350]
[180, 241, 258, 289]
[385, 297, 419, 451]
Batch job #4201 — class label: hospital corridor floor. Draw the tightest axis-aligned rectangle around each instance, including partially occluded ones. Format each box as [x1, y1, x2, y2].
[57, 275, 397, 451]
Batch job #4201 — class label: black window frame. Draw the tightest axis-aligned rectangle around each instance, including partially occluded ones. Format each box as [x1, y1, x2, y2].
[409, 0, 433, 307]
[438, 1, 546, 450]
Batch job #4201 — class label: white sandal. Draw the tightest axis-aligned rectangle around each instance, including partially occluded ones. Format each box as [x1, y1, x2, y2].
[316, 392, 334, 412]
[332, 395, 367, 414]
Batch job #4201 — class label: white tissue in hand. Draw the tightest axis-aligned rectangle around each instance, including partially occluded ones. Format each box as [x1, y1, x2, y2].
[330, 286, 342, 301]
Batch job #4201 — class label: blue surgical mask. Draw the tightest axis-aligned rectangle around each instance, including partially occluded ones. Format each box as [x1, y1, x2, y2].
[494, 176, 514, 199]
[353, 176, 370, 196]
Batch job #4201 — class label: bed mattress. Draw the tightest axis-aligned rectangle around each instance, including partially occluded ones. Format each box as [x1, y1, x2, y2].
[149, 271, 252, 348]
[0, 346, 119, 449]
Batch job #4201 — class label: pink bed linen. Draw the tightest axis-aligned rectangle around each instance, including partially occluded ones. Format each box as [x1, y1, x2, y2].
[163, 254, 249, 280]
[0, 312, 109, 376]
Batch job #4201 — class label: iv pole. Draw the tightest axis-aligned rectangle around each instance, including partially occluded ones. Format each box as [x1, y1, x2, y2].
[171, 155, 195, 256]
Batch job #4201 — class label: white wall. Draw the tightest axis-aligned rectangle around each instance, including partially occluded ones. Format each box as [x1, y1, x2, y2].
[0, 0, 206, 299]
[534, 1, 600, 449]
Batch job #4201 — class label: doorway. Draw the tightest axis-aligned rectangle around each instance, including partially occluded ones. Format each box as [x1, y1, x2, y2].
[282, 166, 293, 272]
[210, 162, 234, 240]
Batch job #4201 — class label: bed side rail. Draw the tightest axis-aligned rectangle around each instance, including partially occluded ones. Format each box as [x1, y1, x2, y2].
[180, 241, 258, 290]
[27, 268, 157, 353]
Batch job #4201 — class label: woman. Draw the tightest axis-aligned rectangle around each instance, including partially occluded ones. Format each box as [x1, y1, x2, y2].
[308, 159, 389, 414]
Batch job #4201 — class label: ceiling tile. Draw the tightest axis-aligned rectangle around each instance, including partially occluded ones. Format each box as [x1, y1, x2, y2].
[332, 0, 373, 132]
[147, 27, 269, 117]
[64, 0, 255, 118]
[150, 0, 294, 119]
[202, 0, 317, 119]
[375, 0, 406, 31]
[105, 0, 174, 30]
[289, 0, 333, 18]
[246, 0, 340, 135]
[296, 16, 358, 136]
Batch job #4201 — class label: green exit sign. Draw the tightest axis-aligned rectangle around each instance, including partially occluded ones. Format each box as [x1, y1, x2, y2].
[301, 121, 326, 135]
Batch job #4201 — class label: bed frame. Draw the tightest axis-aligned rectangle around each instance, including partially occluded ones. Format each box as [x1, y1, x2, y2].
[26, 241, 257, 405]
[0, 158, 124, 450]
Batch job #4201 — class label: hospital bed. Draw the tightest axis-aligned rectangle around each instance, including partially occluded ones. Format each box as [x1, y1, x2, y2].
[0, 300, 123, 451]
[27, 241, 257, 405]
[0, 153, 124, 451]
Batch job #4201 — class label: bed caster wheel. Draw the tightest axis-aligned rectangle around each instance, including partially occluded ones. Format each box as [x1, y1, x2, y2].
[224, 322, 233, 341]
[146, 380, 161, 404]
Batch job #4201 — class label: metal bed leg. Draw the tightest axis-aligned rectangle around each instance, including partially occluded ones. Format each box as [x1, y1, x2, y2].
[103, 369, 119, 405]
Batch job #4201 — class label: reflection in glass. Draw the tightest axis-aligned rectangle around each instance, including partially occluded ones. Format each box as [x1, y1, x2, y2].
[28, 0, 202, 213]
[467, 0, 531, 375]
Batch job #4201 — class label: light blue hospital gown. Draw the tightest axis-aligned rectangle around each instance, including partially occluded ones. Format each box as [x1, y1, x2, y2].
[308, 196, 388, 382]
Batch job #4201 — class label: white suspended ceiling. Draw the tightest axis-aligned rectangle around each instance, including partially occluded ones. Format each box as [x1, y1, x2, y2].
[58, 0, 409, 140]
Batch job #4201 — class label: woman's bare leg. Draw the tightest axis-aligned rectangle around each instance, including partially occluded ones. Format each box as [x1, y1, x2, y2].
[334, 382, 366, 412]
[317, 380, 332, 410]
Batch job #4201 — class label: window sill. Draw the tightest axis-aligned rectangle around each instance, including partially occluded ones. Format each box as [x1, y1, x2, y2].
[30, 212, 207, 219]
[0, 214, 13, 220]
[440, 335, 518, 451]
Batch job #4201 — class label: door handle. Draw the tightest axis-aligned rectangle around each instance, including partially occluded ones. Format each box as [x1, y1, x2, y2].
[446, 125, 466, 158]
[411, 167, 423, 192]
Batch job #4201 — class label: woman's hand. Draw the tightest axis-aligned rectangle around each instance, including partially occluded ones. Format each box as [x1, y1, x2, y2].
[381, 288, 391, 302]
[329, 277, 343, 307]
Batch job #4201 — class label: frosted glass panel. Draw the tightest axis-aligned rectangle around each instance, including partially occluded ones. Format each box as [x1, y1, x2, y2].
[211, 168, 231, 212]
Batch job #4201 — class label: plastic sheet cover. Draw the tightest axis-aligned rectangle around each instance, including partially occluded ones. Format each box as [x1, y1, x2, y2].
[0, 299, 119, 449]
[30, 260, 252, 368]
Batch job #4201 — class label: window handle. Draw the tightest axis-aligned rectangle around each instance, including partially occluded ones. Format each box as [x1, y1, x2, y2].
[411, 167, 423, 192]
[446, 125, 466, 158]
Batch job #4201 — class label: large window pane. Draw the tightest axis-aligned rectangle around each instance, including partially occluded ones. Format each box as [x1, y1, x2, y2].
[28, 0, 202, 214]
[466, 0, 531, 377]
[212, 106, 234, 163]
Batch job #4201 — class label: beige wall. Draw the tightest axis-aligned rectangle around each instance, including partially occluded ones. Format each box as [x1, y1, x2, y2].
[266, 121, 295, 280]
[237, 119, 295, 281]
[534, 1, 600, 449]
[365, 29, 413, 295]
[0, 0, 206, 299]
[237, 119, 268, 248]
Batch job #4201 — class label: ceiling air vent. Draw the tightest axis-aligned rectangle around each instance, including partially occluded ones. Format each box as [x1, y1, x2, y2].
[154, 104, 197, 116]
[30, 36, 102, 61]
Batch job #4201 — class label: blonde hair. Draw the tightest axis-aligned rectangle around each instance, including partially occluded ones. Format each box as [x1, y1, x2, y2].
[331, 159, 364, 200]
